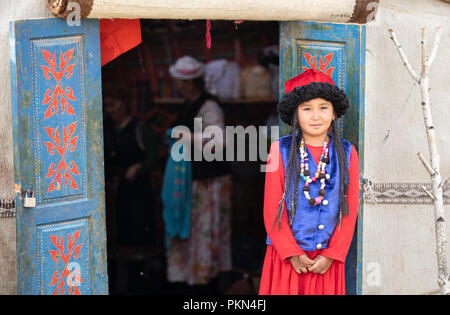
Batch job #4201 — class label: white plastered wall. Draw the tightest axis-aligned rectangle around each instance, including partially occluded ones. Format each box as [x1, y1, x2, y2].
[363, 0, 450, 294]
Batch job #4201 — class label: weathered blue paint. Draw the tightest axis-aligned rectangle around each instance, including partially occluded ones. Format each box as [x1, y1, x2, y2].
[9, 18, 108, 295]
[279, 21, 365, 295]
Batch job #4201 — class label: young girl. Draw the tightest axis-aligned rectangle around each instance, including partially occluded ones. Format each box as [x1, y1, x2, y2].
[259, 69, 360, 295]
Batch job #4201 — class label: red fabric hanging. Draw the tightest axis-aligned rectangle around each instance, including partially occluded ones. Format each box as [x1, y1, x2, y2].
[206, 20, 212, 49]
[99, 19, 142, 66]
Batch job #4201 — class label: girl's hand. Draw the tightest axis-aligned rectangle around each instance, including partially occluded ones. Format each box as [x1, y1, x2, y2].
[289, 254, 315, 274]
[308, 255, 333, 274]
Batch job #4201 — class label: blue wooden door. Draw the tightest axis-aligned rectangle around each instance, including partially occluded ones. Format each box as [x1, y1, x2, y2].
[279, 21, 365, 294]
[9, 18, 108, 295]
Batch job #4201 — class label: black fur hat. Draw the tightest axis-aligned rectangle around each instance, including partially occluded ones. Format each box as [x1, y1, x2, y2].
[277, 69, 350, 125]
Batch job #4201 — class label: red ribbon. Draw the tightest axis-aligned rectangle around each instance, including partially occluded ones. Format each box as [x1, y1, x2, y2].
[206, 20, 212, 49]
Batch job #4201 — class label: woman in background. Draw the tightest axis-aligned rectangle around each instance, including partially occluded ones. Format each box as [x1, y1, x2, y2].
[164, 56, 232, 288]
[103, 81, 160, 248]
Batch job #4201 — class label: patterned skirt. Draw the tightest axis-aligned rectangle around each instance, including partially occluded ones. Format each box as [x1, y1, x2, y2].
[167, 174, 232, 285]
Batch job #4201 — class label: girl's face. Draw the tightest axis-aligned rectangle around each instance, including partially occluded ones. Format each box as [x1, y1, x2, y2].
[297, 98, 335, 138]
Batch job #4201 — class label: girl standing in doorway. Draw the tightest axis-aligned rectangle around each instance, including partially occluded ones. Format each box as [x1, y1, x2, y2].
[259, 69, 360, 295]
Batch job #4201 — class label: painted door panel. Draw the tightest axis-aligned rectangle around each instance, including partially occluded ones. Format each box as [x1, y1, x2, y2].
[279, 21, 365, 294]
[9, 18, 107, 295]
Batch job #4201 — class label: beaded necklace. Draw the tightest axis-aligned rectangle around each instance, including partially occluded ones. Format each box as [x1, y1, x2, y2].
[299, 136, 331, 206]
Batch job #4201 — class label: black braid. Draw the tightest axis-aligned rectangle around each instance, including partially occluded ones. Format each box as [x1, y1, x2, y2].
[331, 120, 350, 216]
[271, 108, 302, 231]
[289, 113, 301, 226]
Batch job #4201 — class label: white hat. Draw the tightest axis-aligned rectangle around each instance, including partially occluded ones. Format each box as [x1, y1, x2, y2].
[169, 56, 205, 80]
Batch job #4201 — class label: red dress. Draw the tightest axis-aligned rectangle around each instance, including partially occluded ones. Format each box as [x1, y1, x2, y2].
[259, 140, 359, 295]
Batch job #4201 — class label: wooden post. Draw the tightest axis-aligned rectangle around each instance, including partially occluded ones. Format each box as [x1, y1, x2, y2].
[389, 27, 449, 295]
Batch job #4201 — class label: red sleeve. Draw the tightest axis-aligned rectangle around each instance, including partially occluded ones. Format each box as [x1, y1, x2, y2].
[263, 141, 306, 261]
[320, 144, 360, 263]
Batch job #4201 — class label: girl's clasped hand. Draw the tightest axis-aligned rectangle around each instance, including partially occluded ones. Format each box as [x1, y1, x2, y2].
[289, 254, 333, 275]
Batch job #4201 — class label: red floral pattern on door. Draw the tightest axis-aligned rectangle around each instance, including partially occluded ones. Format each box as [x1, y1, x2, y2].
[44, 122, 80, 192]
[41, 48, 76, 119]
[303, 52, 336, 77]
[41, 48, 80, 192]
[48, 230, 84, 295]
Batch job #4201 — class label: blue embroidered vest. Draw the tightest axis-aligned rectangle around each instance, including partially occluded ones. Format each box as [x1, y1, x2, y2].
[266, 133, 352, 251]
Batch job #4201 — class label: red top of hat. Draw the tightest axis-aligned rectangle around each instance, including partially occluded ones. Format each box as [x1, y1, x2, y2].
[284, 69, 336, 93]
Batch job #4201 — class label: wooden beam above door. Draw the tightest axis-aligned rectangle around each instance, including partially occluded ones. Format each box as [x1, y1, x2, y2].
[47, 0, 379, 24]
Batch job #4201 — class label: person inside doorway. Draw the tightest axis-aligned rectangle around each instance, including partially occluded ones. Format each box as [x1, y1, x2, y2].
[163, 56, 232, 289]
[103, 80, 160, 257]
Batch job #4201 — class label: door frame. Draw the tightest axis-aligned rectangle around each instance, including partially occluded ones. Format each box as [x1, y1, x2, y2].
[9, 17, 365, 295]
[96, 18, 366, 294]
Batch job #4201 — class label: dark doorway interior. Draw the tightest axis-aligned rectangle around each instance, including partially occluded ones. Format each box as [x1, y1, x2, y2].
[101, 19, 279, 295]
